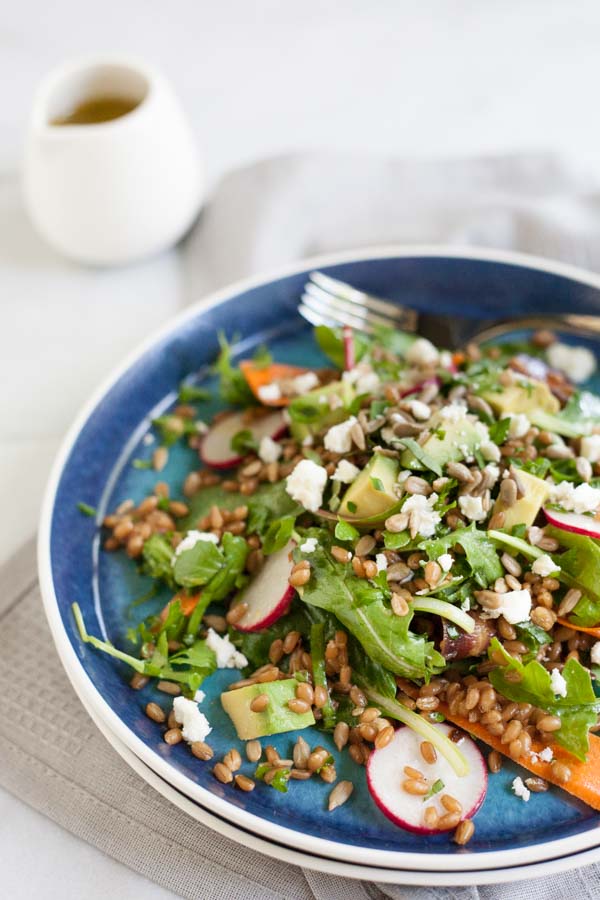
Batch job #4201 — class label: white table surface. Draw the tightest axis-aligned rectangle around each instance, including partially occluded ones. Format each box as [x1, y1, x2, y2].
[4, 0, 600, 896]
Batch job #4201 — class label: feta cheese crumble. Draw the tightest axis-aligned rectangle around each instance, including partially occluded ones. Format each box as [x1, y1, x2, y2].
[483, 589, 532, 625]
[342, 364, 380, 395]
[439, 402, 467, 423]
[580, 434, 600, 464]
[173, 696, 212, 744]
[532, 554, 560, 577]
[508, 413, 531, 439]
[408, 400, 431, 421]
[375, 553, 388, 573]
[550, 667, 568, 698]
[403, 493, 441, 539]
[292, 371, 319, 395]
[174, 530, 219, 556]
[300, 537, 318, 553]
[324, 416, 357, 454]
[458, 495, 487, 522]
[258, 382, 282, 403]
[547, 342, 597, 384]
[205, 628, 248, 669]
[406, 337, 439, 367]
[591, 641, 600, 666]
[538, 746, 553, 763]
[550, 480, 600, 514]
[258, 435, 282, 464]
[438, 553, 454, 573]
[285, 459, 328, 512]
[511, 776, 531, 802]
[331, 459, 360, 483]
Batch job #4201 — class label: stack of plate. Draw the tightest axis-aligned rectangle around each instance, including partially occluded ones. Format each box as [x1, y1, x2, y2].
[39, 248, 600, 886]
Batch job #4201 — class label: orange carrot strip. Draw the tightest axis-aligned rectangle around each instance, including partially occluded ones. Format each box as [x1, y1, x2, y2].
[158, 592, 201, 623]
[239, 360, 310, 406]
[556, 618, 600, 639]
[438, 702, 600, 811]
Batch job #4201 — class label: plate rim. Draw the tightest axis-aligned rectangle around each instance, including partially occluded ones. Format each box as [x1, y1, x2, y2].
[38, 243, 600, 873]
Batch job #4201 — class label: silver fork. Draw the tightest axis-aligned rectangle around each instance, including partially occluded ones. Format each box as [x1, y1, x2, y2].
[299, 270, 600, 349]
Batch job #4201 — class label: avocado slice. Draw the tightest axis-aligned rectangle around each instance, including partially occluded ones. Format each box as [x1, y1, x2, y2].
[399, 412, 482, 472]
[491, 470, 551, 530]
[289, 379, 355, 443]
[221, 678, 315, 740]
[482, 377, 560, 417]
[338, 454, 399, 519]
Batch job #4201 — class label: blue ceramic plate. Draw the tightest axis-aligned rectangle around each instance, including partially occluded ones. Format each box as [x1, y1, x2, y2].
[39, 246, 600, 874]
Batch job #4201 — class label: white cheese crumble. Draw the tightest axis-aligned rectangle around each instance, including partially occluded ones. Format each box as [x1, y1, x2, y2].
[342, 364, 380, 395]
[205, 628, 248, 669]
[300, 537, 318, 553]
[331, 459, 360, 483]
[403, 493, 441, 539]
[592, 641, 600, 666]
[258, 435, 282, 464]
[483, 589, 532, 625]
[406, 337, 439, 367]
[375, 553, 388, 573]
[547, 342, 597, 384]
[193, 689, 205, 703]
[324, 416, 357, 453]
[458, 495, 487, 522]
[512, 776, 531, 802]
[292, 371, 320, 395]
[532, 554, 560, 577]
[258, 382, 282, 403]
[408, 400, 431, 421]
[439, 402, 467, 423]
[581, 434, 600, 464]
[285, 459, 328, 512]
[438, 553, 454, 573]
[550, 667, 568, 698]
[173, 696, 212, 744]
[550, 480, 600, 515]
[174, 530, 219, 556]
[508, 413, 531, 439]
[538, 746, 553, 763]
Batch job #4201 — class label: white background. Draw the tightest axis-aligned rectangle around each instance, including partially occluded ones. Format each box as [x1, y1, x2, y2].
[3, 1, 600, 896]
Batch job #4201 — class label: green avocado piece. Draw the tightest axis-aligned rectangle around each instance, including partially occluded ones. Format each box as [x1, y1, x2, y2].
[491, 469, 551, 529]
[338, 454, 399, 519]
[221, 678, 315, 740]
[399, 412, 482, 471]
[289, 379, 355, 442]
[482, 377, 560, 417]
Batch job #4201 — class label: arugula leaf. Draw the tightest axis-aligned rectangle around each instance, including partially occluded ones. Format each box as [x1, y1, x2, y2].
[178, 382, 210, 403]
[383, 530, 411, 550]
[246, 482, 302, 537]
[398, 437, 443, 477]
[230, 429, 258, 456]
[77, 501, 97, 517]
[314, 324, 369, 368]
[423, 524, 503, 589]
[545, 526, 600, 617]
[488, 418, 511, 445]
[200, 533, 249, 603]
[488, 638, 599, 760]
[310, 622, 336, 729]
[296, 533, 444, 680]
[335, 518, 360, 542]
[255, 763, 290, 792]
[173, 540, 224, 588]
[132, 458, 153, 469]
[142, 534, 177, 587]
[152, 414, 193, 447]
[214, 333, 256, 406]
[515, 621, 552, 657]
[262, 516, 296, 555]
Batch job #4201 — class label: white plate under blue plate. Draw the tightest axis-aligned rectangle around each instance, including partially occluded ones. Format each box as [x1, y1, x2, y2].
[39, 245, 600, 875]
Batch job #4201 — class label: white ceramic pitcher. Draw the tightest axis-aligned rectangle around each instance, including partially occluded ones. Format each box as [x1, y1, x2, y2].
[24, 56, 203, 266]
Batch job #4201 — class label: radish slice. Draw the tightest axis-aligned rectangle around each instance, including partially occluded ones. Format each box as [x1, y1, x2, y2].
[342, 325, 355, 371]
[544, 507, 600, 539]
[399, 376, 440, 399]
[366, 723, 487, 834]
[200, 410, 286, 469]
[234, 541, 296, 632]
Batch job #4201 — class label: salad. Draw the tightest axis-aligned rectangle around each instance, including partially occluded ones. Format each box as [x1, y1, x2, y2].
[75, 321, 600, 845]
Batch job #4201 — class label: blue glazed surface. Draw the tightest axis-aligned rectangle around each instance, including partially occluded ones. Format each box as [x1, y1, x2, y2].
[49, 254, 600, 857]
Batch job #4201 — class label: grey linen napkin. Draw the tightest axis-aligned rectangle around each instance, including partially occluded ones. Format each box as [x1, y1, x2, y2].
[6, 152, 600, 899]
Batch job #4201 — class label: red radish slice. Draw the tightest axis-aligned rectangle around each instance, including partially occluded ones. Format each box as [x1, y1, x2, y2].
[366, 723, 487, 834]
[399, 376, 441, 399]
[234, 541, 296, 632]
[200, 410, 286, 469]
[343, 325, 355, 371]
[544, 507, 600, 539]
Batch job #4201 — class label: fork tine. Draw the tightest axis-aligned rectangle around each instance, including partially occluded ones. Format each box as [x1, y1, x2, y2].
[297, 302, 370, 332]
[309, 271, 417, 330]
[300, 292, 376, 331]
[303, 284, 397, 329]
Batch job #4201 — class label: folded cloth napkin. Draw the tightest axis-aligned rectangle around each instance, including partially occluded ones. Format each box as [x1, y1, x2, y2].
[6, 152, 600, 900]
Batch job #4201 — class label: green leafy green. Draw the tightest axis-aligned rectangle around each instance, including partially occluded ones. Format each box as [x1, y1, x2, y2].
[334, 518, 360, 543]
[172, 540, 224, 588]
[314, 325, 369, 368]
[262, 516, 296, 555]
[515, 621, 552, 657]
[230, 429, 258, 456]
[488, 638, 599, 761]
[255, 763, 290, 792]
[423, 524, 503, 589]
[178, 382, 210, 403]
[545, 526, 600, 620]
[311, 622, 336, 729]
[214, 333, 256, 406]
[200, 533, 249, 603]
[423, 778, 445, 801]
[383, 530, 411, 550]
[142, 534, 177, 587]
[132, 458, 153, 469]
[152, 414, 196, 447]
[398, 437, 443, 477]
[488, 418, 511, 445]
[77, 501, 97, 517]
